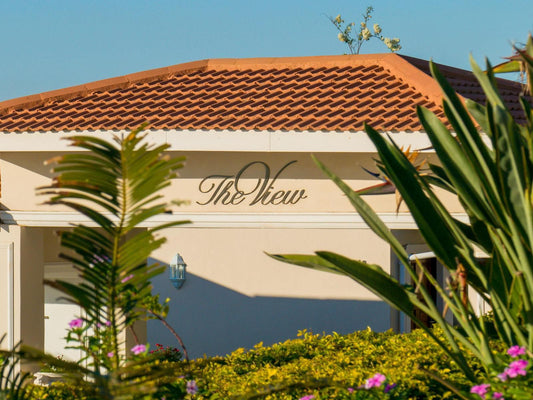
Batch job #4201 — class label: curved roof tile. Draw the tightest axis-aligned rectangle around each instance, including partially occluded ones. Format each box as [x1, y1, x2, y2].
[0, 53, 528, 132]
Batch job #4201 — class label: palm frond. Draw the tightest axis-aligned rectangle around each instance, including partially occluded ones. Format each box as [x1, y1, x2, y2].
[37, 126, 190, 377]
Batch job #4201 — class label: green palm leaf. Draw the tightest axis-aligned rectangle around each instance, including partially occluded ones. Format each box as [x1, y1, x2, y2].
[37, 126, 190, 378]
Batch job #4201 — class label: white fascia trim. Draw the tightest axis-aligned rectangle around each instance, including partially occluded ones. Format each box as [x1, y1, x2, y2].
[1, 211, 468, 229]
[0, 129, 434, 153]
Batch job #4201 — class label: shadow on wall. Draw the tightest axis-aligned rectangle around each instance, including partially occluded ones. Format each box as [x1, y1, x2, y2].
[147, 258, 389, 359]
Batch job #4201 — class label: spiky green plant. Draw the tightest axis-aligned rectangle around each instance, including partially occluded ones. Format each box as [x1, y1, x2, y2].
[271, 43, 533, 387]
[33, 126, 190, 397]
[493, 35, 533, 94]
[0, 336, 32, 400]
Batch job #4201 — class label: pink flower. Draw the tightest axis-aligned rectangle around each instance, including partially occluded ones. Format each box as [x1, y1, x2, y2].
[504, 359, 528, 378]
[365, 373, 386, 389]
[493, 393, 504, 400]
[186, 380, 198, 395]
[510, 359, 528, 369]
[507, 345, 526, 357]
[131, 344, 146, 355]
[97, 320, 112, 328]
[68, 318, 83, 329]
[121, 274, 134, 283]
[347, 387, 354, 393]
[497, 372, 508, 382]
[107, 352, 114, 358]
[470, 383, 490, 398]
[298, 396, 314, 400]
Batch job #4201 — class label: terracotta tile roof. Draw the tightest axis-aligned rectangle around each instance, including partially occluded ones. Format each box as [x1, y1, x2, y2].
[0, 54, 527, 133]
[400, 55, 529, 124]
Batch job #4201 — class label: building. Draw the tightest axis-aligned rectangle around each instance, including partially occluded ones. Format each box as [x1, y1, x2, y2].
[0, 54, 525, 358]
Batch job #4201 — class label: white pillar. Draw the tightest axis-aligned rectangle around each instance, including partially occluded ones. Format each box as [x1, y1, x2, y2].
[18, 227, 44, 354]
[0, 238, 14, 350]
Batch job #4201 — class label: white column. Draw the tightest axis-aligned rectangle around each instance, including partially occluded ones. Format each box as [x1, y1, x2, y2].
[0, 241, 14, 350]
[18, 227, 44, 353]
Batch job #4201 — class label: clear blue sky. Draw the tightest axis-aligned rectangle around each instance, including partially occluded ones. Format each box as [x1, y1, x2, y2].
[1, 0, 532, 102]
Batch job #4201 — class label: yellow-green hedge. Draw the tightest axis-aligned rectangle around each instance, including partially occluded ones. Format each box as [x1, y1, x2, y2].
[28, 328, 479, 399]
[196, 328, 476, 399]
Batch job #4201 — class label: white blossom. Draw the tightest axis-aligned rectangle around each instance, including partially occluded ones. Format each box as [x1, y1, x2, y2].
[384, 37, 401, 52]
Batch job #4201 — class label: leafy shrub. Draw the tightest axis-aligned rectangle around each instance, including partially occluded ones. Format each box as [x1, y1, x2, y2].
[150, 344, 183, 363]
[39, 355, 67, 373]
[28, 382, 92, 400]
[196, 328, 476, 399]
[27, 328, 477, 399]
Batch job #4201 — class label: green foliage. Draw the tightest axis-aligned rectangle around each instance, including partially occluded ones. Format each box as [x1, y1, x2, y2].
[467, 345, 533, 400]
[26, 329, 474, 399]
[28, 126, 190, 398]
[28, 382, 92, 400]
[149, 343, 183, 363]
[39, 355, 67, 373]
[0, 336, 33, 400]
[329, 6, 401, 55]
[26, 358, 198, 400]
[272, 38, 533, 392]
[493, 35, 533, 94]
[37, 126, 188, 368]
[195, 328, 474, 399]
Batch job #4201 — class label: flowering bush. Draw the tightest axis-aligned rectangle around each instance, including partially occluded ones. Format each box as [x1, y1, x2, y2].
[28, 327, 467, 399]
[64, 317, 117, 370]
[64, 316, 157, 365]
[469, 346, 533, 400]
[33, 328, 533, 399]
[186, 380, 198, 395]
[150, 343, 183, 362]
[193, 327, 473, 399]
[131, 344, 147, 356]
[296, 373, 399, 400]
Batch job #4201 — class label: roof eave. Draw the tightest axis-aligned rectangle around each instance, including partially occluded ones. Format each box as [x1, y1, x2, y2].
[0, 129, 433, 153]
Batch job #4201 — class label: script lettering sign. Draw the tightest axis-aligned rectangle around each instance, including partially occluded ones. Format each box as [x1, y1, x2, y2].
[197, 160, 307, 206]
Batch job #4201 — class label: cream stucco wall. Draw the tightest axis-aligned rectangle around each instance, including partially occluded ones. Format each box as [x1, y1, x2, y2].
[0, 145, 454, 358]
[148, 226, 392, 357]
[1, 152, 58, 212]
[0, 151, 463, 214]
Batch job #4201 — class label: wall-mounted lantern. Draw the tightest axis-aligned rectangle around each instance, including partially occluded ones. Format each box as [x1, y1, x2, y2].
[169, 253, 187, 289]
